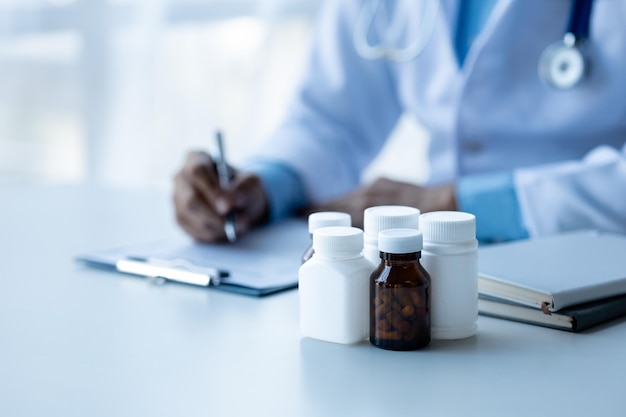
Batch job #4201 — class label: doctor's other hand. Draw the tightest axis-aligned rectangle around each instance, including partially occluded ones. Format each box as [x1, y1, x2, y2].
[303, 177, 457, 228]
[173, 150, 269, 242]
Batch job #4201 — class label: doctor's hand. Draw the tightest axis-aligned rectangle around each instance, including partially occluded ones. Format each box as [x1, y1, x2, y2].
[303, 177, 457, 228]
[173, 151, 269, 242]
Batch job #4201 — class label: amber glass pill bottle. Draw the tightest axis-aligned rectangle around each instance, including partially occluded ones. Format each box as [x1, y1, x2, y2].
[370, 228, 430, 351]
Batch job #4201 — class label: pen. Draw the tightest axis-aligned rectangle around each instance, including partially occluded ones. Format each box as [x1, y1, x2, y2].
[214, 130, 238, 243]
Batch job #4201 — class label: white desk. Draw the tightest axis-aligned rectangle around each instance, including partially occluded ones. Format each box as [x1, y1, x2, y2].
[1, 184, 625, 417]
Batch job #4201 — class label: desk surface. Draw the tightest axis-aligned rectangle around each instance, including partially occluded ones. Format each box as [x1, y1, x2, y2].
[1, 184, 625, 417]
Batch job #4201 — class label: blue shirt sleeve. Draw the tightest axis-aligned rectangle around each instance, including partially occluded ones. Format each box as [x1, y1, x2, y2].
[456, 171, 529, 243]
[244, 159, 308, 223]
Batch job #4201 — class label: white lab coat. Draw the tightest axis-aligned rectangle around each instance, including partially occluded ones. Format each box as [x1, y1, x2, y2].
[253, 0, 626, 237]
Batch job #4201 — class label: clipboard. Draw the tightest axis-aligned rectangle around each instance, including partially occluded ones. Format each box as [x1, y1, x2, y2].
[76, 219, 310, 296]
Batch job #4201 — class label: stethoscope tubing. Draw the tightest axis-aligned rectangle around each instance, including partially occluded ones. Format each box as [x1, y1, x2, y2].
[354, 0, 595, 90]
[353, 0, 440, 62]
[568, 0, 593, 41]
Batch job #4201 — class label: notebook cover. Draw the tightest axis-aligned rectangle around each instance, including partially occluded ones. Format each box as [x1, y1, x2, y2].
[478, 230, 626, 311]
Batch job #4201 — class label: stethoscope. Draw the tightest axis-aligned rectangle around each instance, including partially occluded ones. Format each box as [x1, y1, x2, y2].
[539, 0, 594, 89]
[353, 0, 440, 62]
[353, 0, 595, 90]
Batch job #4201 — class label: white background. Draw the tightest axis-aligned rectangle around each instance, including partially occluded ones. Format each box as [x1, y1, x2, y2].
[0, 0, 429, 189]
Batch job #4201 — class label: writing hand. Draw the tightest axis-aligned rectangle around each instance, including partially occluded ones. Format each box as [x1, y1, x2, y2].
[173, 151, 269, 242]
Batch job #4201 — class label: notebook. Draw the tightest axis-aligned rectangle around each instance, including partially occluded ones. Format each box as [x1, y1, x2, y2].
[478, 293, 626, 332]
[478, 230, 626, 312]
[76, 218, 310, 296]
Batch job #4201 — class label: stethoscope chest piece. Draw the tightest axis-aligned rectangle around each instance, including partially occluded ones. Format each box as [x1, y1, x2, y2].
[539, 34, 586, 90]
[539, 0, 595, 90]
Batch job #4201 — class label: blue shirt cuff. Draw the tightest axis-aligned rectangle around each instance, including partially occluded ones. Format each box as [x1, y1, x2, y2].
[456, 171, 529, 243]
[243, 160, 307, 223]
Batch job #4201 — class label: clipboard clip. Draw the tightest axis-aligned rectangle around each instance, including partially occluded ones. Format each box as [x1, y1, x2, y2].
[115, 257, 229, 287]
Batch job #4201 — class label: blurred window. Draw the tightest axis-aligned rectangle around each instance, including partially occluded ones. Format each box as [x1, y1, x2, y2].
[0, 0, 319, 185]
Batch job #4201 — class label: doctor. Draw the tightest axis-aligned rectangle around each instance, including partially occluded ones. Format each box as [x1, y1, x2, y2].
[173, 0, 626, 243]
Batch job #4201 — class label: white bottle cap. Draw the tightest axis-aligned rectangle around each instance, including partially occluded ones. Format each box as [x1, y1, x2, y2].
[363, 205, 420, 238]
[419, 211, 476, 243]
[378, 228, 423, 254]
[308, 211, 351, 233]
[313, 226, 364, 256]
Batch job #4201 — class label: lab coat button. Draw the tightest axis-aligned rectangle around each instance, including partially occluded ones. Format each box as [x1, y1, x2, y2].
[464, 140, 483, 153]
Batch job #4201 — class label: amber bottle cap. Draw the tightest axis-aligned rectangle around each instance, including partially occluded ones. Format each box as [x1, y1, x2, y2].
[378, 228, 423, 254]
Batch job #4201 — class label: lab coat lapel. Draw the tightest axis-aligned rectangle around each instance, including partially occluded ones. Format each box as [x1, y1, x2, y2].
[457, 0, 514, 73]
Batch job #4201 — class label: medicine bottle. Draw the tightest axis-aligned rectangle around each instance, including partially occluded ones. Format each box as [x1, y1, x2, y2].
[419, 211, 478, 340]
[363, 205, 420, 266]
[370, 228, 430, 351]
[302, 211, 351, 263]
[299, 226, 373, 344]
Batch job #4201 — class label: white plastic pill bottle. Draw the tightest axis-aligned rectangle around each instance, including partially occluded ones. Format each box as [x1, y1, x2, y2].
[363, 205, 420, 266]
[419, 211, 478, 340]
[298, 226, 373, 344]
[302, 211, 351, 263]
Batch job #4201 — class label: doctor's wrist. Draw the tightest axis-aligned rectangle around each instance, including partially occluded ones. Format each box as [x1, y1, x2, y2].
[421, 183, 458, 213]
